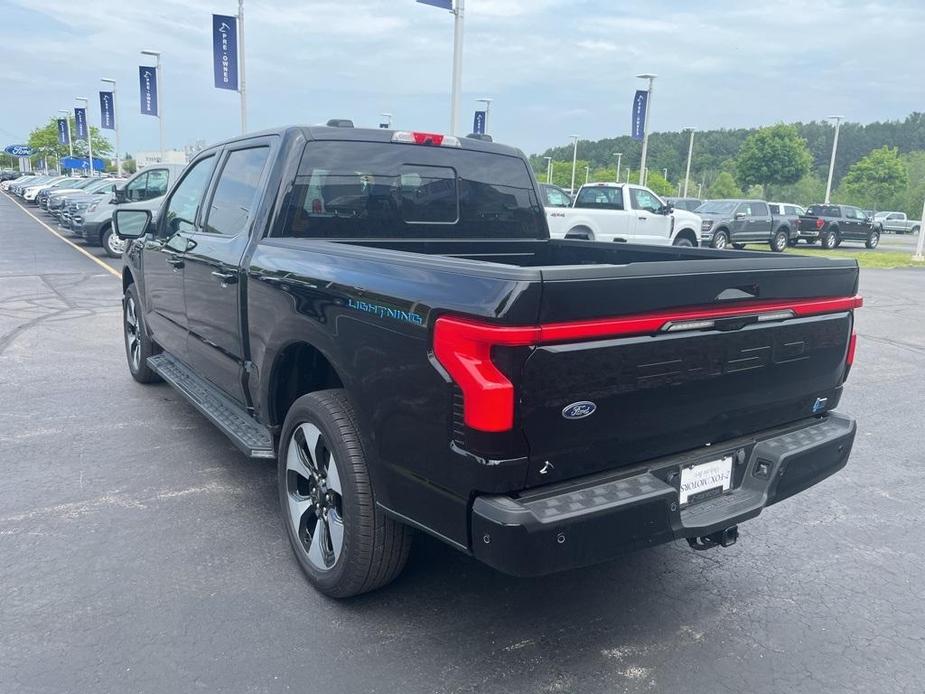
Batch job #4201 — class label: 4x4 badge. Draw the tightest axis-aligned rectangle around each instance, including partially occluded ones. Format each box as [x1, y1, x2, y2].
[562, 401, 597, 420]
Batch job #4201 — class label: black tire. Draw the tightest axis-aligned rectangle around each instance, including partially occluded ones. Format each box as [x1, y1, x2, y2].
[770, 228, 789, 253]
[732, 242, 746, 250]
[821, 228, 839, 249]
[101, 225, 124, 258]
[672, 235, 694, 247]
[912, 225, 920, 235]
[123, 284, 161, 384]
[711, 229, 729, 249]
[866, 230, 880, 249]
[278, 390, 412, 598]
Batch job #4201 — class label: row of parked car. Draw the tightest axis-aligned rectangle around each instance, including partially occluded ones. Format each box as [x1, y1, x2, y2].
[539, 181, 907, 251]
[2, 164, 186, 257]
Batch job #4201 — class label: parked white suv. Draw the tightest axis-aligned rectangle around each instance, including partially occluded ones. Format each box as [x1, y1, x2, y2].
[545, 182, 701, 247]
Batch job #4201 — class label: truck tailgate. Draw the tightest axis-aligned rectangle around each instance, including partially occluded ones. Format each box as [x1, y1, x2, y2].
[519, 256, 859, 486]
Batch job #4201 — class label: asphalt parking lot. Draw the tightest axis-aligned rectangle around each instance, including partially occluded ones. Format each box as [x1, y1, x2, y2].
[1, 192, 923, 694]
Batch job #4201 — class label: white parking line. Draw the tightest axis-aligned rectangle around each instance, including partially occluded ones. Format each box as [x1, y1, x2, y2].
[3, 192, 121, 279]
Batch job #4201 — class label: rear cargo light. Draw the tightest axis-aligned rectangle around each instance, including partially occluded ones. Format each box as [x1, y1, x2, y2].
[816, 218, 826, 229]
[391, 131, 461, 147]
[434, 295, 862, 432]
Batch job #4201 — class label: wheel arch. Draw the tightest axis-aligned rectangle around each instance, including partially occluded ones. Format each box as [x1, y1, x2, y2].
[674, 228, 698, 246]
[122, 267, 135, 293]
[266, 341, 346, 429]
[565, 225, 594, 240]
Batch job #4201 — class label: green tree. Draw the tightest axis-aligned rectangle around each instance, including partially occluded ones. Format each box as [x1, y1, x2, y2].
[735, 124, 812, 197]
[835, 146, 908, 211]
[772, 173, 826, 206]
[27, 116, 113, 167]
[706, 171, 741, 198]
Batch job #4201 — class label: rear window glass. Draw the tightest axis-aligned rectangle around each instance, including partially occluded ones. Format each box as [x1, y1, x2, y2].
[575, 186, 623, 210]
[695, 200, 737, 214]
[277, 141, 543, 239]
[807, 205, 840, 217]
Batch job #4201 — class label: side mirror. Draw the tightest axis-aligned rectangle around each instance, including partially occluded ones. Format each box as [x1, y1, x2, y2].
[113, 186, 127, 204]
[113, 209, 152, 240]
[734, 212, 746, 220]
[658, 204, 673, 215]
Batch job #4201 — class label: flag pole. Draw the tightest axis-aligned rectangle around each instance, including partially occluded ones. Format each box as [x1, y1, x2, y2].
[238, 0, 247, 133]
[450, 0, 464, 135]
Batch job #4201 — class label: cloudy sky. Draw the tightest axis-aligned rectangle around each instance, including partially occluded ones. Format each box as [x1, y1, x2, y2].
[2, 0, 924, 157]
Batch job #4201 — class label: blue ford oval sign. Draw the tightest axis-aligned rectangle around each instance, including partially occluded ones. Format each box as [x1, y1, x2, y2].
[4, 145, 33, 157]
[562, 401, 596, 420]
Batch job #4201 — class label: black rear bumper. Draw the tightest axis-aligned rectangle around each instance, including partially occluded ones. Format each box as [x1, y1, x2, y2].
[471, 413, 855, 576]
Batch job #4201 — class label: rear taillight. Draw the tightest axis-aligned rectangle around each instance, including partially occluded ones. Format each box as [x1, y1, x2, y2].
[391, 131, 461, 147]
[434, 295, 862, 433]
[846, 331, 857, 367]
[816, 218, 826, 229]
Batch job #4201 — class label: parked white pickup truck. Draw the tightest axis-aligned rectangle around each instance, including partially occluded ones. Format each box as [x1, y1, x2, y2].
[545, 182, 701, 246]
[873, 211, 921, 234]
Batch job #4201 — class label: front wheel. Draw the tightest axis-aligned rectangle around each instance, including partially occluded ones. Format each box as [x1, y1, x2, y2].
[866, 230, 880, 249]
[101, 226, 125, 258]
[770, 229, 789, 252]
[711, 230, 729, 249]
[672, 236, 694, 248]
[279, 390, 412, 598]
[123, 284, 161, 384]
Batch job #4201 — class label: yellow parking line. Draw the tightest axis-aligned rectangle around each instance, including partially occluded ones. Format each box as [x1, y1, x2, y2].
[4, 192, 121, 279]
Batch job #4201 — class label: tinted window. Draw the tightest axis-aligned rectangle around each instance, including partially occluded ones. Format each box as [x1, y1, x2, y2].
[696, 200, 737, 214]
[543, 185, 571, 207]
[769, 204, 780, 214]
[145, 169, 170, 198]
[629, 187, 662, 213]
[204, 147, 270, 236]
[784, 205, 801, 215]
[279, 141, 543, 239]
[576, 186, 623, 209]
[162, 156, 216, 235]
[807, 205, 841, 218]
[125, 172, 148, 202]
[751, 202, 769, 216]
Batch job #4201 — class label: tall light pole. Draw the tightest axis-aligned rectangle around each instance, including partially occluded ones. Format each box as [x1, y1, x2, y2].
[449, 0, 465, 134]
[613, 152, 623, 183]
[682, 127, 695, 197]
[585, 164, 590, 184]
[101, 78, 121, 176]
[238, 0, 247, 133]
[569, 134, 579, 194]
[76, 97, 94, 177]
[824, 115, 844, 204]
[476, 97, 492, 134]
[543, 156, 552, 183]
[141, 50, 165, 162]
[58, 109, 73, 158]
[636, 73, 657, 185]
[662, 167, 668, 181]
[914, 195, 925, 261]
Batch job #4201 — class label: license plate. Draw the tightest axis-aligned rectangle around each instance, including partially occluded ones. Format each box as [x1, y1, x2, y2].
[679, 455, 733, 506]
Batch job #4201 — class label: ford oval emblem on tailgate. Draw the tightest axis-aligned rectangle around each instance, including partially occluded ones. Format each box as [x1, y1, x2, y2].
[562, 401, 596, 420]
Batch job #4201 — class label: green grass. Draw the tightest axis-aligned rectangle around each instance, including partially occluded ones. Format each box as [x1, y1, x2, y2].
[743, 244, 925, 269]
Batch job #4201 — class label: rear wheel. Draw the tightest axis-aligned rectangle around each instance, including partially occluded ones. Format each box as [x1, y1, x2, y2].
[821, 228, 839, 250]
[279, 390, 412, 598]
[770, 228, 789, 253]
[711, 230, 729, 249]
[866, 229, 880, 249]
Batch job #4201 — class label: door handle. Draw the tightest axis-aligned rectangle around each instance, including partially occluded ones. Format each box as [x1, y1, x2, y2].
[638, 216, 647, 221]
[165, 255, 184, 268]
[211, 270, 238, 285]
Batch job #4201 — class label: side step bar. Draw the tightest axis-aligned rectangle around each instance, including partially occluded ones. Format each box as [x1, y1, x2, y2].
[147, 353, 275, 459]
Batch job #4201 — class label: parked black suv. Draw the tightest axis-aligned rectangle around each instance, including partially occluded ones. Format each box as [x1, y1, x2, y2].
[113, 126, 860, 597]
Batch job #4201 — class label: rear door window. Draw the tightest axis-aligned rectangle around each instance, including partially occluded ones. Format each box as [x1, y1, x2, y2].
[769, 204, 780, 214]
[203, 146, 271, 236]
[752, 202, 769, 216]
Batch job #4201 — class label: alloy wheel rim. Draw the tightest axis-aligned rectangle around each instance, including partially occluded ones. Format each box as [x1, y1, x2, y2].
[108, 233, 124, 255]
[286, 422, 344, 572]
[870, 234, 879, 248]
[776, 234, 786, 251]
[715, 234, 727, 249]
[125, 296, 141, 371]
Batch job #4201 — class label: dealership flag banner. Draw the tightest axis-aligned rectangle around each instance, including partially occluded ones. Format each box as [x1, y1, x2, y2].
[472, 110, 486, 135]
[212, 14, 239, 91]
[139, 66, 159, 116]
[74, 107, 88, 141]
[56, 118, 70, 145]
[99, 91, 115, 129]
[416, 0, 453, 9]
[631, 89, 648, 141]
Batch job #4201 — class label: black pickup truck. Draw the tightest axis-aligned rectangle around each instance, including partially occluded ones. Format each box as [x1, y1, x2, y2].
[113, 126, 861, 598]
